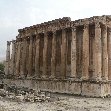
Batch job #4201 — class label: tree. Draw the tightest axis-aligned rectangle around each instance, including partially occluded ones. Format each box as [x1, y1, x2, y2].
[0, 63, 5, 72]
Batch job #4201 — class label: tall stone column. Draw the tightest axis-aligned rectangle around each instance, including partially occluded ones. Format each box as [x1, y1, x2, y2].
[108, 27, 111, 80]
[28, 36, 33, 77]
[15, 40, 21, 77]
[51, 31, 56, 78]
[35, 34, 40, 78]
[71, 27, 76, 79]
[93, 22, 102, 80]
[20, 39, 23, 76]
[82, 24, 89, 80]
[61, 29, 67, 79]
[5, 41, 11, 75]
[102, 25, 108, 80]
[26, 38, 29, 77]
[11, 40, 16, 75]
[43, 32, 48, 78]
[21, 38, 27, 77]
[13, 41, 17, 75]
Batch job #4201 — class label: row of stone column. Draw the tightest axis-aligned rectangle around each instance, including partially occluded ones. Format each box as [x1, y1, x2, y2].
[71, 22, 111, 81]
[5, 22, 111, 81]
[5, 29, 70, 79]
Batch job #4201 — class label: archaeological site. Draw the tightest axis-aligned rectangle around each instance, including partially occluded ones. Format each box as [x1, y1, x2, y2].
[4, 15, 111, 97]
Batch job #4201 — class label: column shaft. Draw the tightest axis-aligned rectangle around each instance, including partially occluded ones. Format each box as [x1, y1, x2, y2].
[108, 28, 111, 80]
[11, 40, 16, 75]
[82, 24, 89, 80]
[61, 29, 67, 78]
[43, 32, 48, 78]
[20, 40, 23, 76]
[93, 22, 102, 80]
[51, 31, 56, 78]
[71, 27, 76, 78]
[21, 38, 27, 77]
[102, 26, 108, 80]
[28, 36, 33, 76]
[26, 39, 29, 76]
[5, 41, 11, 75]
[35, 34, 40, 77]
[16, 41, 21, 76]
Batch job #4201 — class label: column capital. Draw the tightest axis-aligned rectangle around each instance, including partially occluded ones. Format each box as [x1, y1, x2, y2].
[95, 22, 100, 28]
[12, 40, 16, 43]
[35, 34, 39, 40]
[72, 26, 76, 32]
[62, 28, 66, 34]
[30, 35, 33, 40]
[7, 41, 11, 45]
[108, 27, 111, 32]
[11, 40, 16, 45]
[84, 24, 89, 29]
[44, 31, 48, 37]
[102, 25, 107, 32]
[52, 30, 56, 36]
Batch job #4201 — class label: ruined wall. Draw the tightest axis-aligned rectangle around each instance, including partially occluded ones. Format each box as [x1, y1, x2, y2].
[5, 15, 111, 97]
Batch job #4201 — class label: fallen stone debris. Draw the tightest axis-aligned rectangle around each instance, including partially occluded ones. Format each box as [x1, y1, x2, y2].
[0, 85, 51, 103]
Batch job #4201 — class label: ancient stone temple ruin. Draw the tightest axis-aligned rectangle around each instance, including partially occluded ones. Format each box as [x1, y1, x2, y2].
[5, 15, 111, 97]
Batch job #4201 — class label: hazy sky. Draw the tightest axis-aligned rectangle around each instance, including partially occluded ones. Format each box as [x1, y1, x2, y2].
[0, 0, 111, 59]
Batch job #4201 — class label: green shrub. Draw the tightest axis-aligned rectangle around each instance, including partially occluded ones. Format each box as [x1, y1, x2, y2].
[0, 63, 5, 71]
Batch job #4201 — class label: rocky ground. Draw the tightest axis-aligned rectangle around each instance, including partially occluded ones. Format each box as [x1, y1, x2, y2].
[0, 94, 111, 111]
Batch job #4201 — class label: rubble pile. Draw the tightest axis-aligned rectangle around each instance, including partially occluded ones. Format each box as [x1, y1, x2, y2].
[0, 85, 51, 103]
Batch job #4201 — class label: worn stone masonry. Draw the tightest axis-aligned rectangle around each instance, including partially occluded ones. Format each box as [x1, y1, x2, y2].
[5, 15, 111, 97]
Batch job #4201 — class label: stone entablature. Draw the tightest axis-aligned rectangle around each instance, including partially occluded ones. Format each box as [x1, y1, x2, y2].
[17, 15, 111, 38]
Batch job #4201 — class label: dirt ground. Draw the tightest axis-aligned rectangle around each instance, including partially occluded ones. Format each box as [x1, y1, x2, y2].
[0, 94, 111, 111]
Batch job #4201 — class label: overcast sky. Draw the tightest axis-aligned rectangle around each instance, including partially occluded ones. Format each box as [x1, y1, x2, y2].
[0, 0, 111, 60]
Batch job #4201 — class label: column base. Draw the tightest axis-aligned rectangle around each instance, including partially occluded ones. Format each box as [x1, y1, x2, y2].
[102, 76, 108, 81]
[49, 75, 55, 79]
[91, 76, 102, 81]
[68, 77, 77, 81]
[81, 76, 89, 81]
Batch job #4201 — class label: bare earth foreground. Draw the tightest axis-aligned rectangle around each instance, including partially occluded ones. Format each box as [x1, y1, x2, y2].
[0, 94, 111, 111]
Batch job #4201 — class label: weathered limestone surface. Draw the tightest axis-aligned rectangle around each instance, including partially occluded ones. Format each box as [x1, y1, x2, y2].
[5, 15, 111, 97]
[5, 41, 11, 75]
[43, 32, 48, 78]
[15, 41, 21, 76]
[28, 36, 33, 77]
[71, 27, 76, 79]
[93, 22, 102, 80]
[82, 24, 89, 80]
[108, 28, 111, 80]
[35, 34, 40, 78]
[102, 26, 108, 80]
[61, 29, 67, 78]
[21, 38, 27, 77]
[51, 31, 56, 78]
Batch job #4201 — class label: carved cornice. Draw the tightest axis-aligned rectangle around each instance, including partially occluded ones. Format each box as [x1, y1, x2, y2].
[11, 15, 111, 41]
[18, 17, 71, 35]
